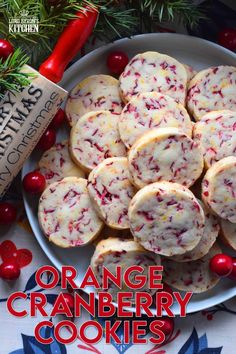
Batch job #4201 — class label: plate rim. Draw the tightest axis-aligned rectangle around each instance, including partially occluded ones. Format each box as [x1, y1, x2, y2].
[23, 32, 236, 315]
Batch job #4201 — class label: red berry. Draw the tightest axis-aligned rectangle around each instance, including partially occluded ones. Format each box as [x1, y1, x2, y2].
[63, 293, 74, 310]
[0, 39, 14, 61]
[159, 317, 174, 337]
[218, 28, 236, 51]
[23, 171, 46, 194]
[37, 128, 56, 151]
[49, 109, 66, 129]
[210, 253, 233, 277]
[0, 202, 17, 225]
[0, 259, 20, 280]
[228, 258, 236, 280]
[107, 51, 129, 75]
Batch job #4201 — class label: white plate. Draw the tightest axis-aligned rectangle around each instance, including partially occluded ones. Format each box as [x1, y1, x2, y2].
[23, 33, 236, 315]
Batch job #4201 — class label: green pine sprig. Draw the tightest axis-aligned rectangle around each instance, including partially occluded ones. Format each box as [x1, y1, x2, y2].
[93, 0, 206, 40]
[94, 2, 137, 40]
[139, 0, 206, 27]
[0, 48, 32, 99]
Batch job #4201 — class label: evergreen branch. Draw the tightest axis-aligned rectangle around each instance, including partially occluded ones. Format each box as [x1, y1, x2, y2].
[136, 0, 206, 28]
[95, 4, 137, 40]
[0, 48, 32, 99]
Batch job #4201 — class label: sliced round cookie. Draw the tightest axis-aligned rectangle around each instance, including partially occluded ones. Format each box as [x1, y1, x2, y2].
[38, 140, 85, 186]
[119, 52, 187, 104]
[65, 75, 123, 126]
[128, 127, 203, 189]
[202, 156, 236, 223]
[91, 237, 161, 298]
[170, 200, 219, 262]
[128, 181, 205, 256]
[162, 243, 221, 293]
[70, 111, 126, 172]
[220, 219, 236, 251]
[119, 92, 192, 149]
[187, 66, 236, 121]
[38, 177, 103, 248]
[87, 157, 136, 229]
[193, 110, 236, 168]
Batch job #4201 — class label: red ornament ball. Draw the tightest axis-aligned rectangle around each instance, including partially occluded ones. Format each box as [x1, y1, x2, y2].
[229, 258, 236, 280]
[0, 202, 17, 225]
[218, 28, 236, 51]
[0, 259, 21, 280]
[210, 253, 233, 277]
[0, 39, 14, 61]
[107, 51, 129, 75]
[23, 171, 46, 194]
[49, 108, 66, 129]
[63, 293, 74, 310]
[37, 128, 56, 151]
[159, 317, 174, 337]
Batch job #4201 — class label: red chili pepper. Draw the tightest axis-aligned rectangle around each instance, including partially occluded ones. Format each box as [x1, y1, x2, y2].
[39, 6, 98, 83]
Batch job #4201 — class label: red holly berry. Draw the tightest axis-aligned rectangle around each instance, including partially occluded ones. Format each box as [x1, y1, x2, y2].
[228, 258, 236, 280]
[107, 51, 129, 75]
[218, 28, 236, 51]
[49, 108, 66, 129]
[23, 171, 46, 194]
[0, 39, 14, 61]
[62, 293, 74, 310]
[210, 253, 233, 277]
[37, 128, 56, 151]
[0, 202, 17, 225]
[0, 259, 21, 280]
[159, 317, 174, 337]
